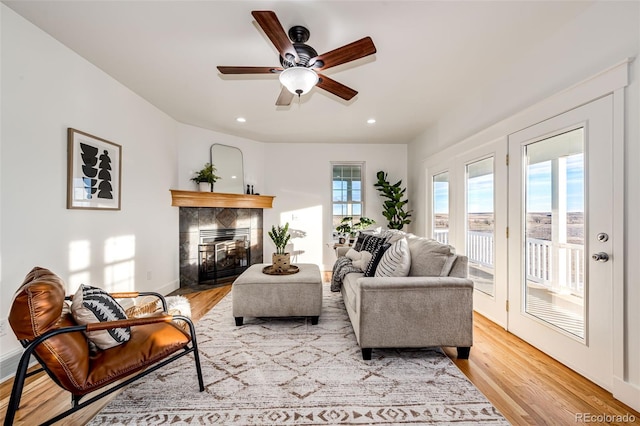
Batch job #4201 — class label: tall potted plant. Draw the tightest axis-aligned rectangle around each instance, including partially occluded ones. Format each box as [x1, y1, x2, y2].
[374, 170, 412, 230]
[190, 162, 221, 192]
[268, 222, 292, 272]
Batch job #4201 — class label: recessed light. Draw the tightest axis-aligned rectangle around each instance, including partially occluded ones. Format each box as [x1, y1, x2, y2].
[367, 118, 376, 124]
[236, 117, 247, 123]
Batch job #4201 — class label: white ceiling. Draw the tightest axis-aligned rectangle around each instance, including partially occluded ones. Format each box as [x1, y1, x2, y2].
[3, 1, 593, 144]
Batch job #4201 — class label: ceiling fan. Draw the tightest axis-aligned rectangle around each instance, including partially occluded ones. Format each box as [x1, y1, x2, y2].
[217, 10, 377, 106]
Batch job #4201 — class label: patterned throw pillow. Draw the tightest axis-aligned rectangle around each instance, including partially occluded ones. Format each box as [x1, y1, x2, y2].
[364, 243, 391, 277]
[71, 284, 131, 350]
[375, 238, 411, 277]
[355, 234, 388, 253]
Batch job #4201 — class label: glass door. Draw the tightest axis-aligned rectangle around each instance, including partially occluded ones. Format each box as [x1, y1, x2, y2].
[432, 172, 450, 244]
[523, 129, 585, 338]
[508, 96, 614, 390]
[466, 157, 495, 297]
[458, 140, 508, 327]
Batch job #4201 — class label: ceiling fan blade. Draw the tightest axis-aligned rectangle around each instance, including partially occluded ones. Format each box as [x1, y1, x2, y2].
[311, 37, 376, 70]
[316, 74, 358, 101]
[276, 87, 294, 106]
[217, 66, 282, 74]
[251, 11, 299, 63]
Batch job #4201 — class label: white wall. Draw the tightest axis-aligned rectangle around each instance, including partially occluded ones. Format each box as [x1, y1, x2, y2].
[1, 6, 179, 363]
[407, 0, 639, 410]
[261, 143, 407, 271]
[176, 124, 266, 194]
[175, 127, 408, 271]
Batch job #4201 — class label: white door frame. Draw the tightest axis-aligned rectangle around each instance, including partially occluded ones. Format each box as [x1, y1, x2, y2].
[422, 59, 629, 404]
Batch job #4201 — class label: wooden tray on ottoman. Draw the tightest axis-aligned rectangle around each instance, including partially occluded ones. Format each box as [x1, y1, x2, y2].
[262, 265, 299, 275]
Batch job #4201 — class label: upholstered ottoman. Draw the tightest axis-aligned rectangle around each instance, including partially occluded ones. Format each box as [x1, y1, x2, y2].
[232, 263, 322, 325]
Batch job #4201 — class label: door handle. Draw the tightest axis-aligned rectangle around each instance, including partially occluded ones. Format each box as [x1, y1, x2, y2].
[592, 252, 609, 262]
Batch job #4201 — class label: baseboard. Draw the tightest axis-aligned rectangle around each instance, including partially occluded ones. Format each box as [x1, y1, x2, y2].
[157, 279, 179, 297]
[0, 348, 33, 383]
[614, 377, 640, 413]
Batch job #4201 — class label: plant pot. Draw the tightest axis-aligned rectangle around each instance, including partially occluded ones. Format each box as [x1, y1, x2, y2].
[272, 253, 291, 273]
[198, 182, 211, 192]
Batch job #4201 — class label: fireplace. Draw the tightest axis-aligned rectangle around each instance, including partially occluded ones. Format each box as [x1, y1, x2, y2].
[178, 207, 264, 288]
[198, 228, 250, 283]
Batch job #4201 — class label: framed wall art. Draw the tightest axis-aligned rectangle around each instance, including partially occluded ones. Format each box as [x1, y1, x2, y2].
[67, 128, 122, 210]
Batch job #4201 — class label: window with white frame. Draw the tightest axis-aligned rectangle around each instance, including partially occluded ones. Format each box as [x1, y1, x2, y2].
[332, 162, 365, 229]
[432, 171, 450, 244]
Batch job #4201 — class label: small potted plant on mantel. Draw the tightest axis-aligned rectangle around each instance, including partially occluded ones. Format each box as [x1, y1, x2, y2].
[268, 222, 292, 273]
[335, 216, 376, 245]
[190, 162, 221, 192]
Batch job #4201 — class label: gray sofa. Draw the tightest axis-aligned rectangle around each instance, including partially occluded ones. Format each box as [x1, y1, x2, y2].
[335, 232, 474, 360]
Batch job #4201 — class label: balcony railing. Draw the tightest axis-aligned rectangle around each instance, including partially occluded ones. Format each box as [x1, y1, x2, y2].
[432, 229, 584, 296]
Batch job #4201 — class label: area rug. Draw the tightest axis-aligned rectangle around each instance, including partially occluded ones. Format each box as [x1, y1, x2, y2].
[90, 284, 509, 425]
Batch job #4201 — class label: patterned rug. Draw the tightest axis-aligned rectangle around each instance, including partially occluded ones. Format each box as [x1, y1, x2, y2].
[90, 284, 509, 425]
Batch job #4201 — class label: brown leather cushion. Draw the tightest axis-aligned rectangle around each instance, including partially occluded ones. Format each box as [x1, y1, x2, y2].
[84, 320, 190, 394]
[9, 267, 91, 392]
[10, 267, 68, 340]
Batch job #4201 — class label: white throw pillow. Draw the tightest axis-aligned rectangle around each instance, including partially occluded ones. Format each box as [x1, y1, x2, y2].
[71, 284, 131, 350]
[352, 251, 373, 271]
[375, 238, 411, 277]
[345, 248, 373, 272]
[345, 248, 361, 261]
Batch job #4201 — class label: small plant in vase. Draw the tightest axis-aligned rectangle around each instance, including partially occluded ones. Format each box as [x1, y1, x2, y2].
[190, 162, 221, 192]
[268, 222, 292, 272]
[335, 216, 376, 244]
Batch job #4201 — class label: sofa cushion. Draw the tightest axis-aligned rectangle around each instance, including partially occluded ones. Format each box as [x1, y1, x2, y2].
[407, 237, 458, 277]
[375, 238, 411, 277]
[71, 284, 131, 350]
[364, 243, 391, 277]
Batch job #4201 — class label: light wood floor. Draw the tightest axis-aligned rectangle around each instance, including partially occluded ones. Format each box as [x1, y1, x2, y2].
[2, 283, 639, 425]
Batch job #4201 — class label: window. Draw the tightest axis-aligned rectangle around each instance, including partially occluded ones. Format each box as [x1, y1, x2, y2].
[432, 171, 449, 244]
[466, 157, 495, 296]
[332, 162, 364, 228]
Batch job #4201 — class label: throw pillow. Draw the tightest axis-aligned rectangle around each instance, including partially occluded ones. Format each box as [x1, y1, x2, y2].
[345, 248, 373, 272]
[364, 243, 391, 277]
[71, 284, 131, 350]
[375, 238, 411, 277]
[352, 251, 373, 271]
[356, 234, 388, 253]
[352, 229, 381, 251]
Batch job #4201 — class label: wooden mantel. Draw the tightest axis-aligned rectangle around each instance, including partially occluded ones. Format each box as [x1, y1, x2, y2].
[170, 190, 274, 209]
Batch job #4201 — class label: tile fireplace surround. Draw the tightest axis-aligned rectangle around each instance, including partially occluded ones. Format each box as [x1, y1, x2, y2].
[172, 190, 274, 288]
[179, 207, 263, 287]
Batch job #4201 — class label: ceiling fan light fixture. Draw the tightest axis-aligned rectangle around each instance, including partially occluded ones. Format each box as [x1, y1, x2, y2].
[279, 67, 318, 96]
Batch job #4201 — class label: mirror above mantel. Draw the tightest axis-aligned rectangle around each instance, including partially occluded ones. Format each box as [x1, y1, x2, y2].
[211, 143, 244, 194]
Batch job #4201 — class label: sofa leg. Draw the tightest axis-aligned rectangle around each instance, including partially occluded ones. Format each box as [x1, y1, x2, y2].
[310, 316, 319, 325]
[361, 348, 372, 360]
[235, 317, 243, 326]
[457, 346, 471, 359]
